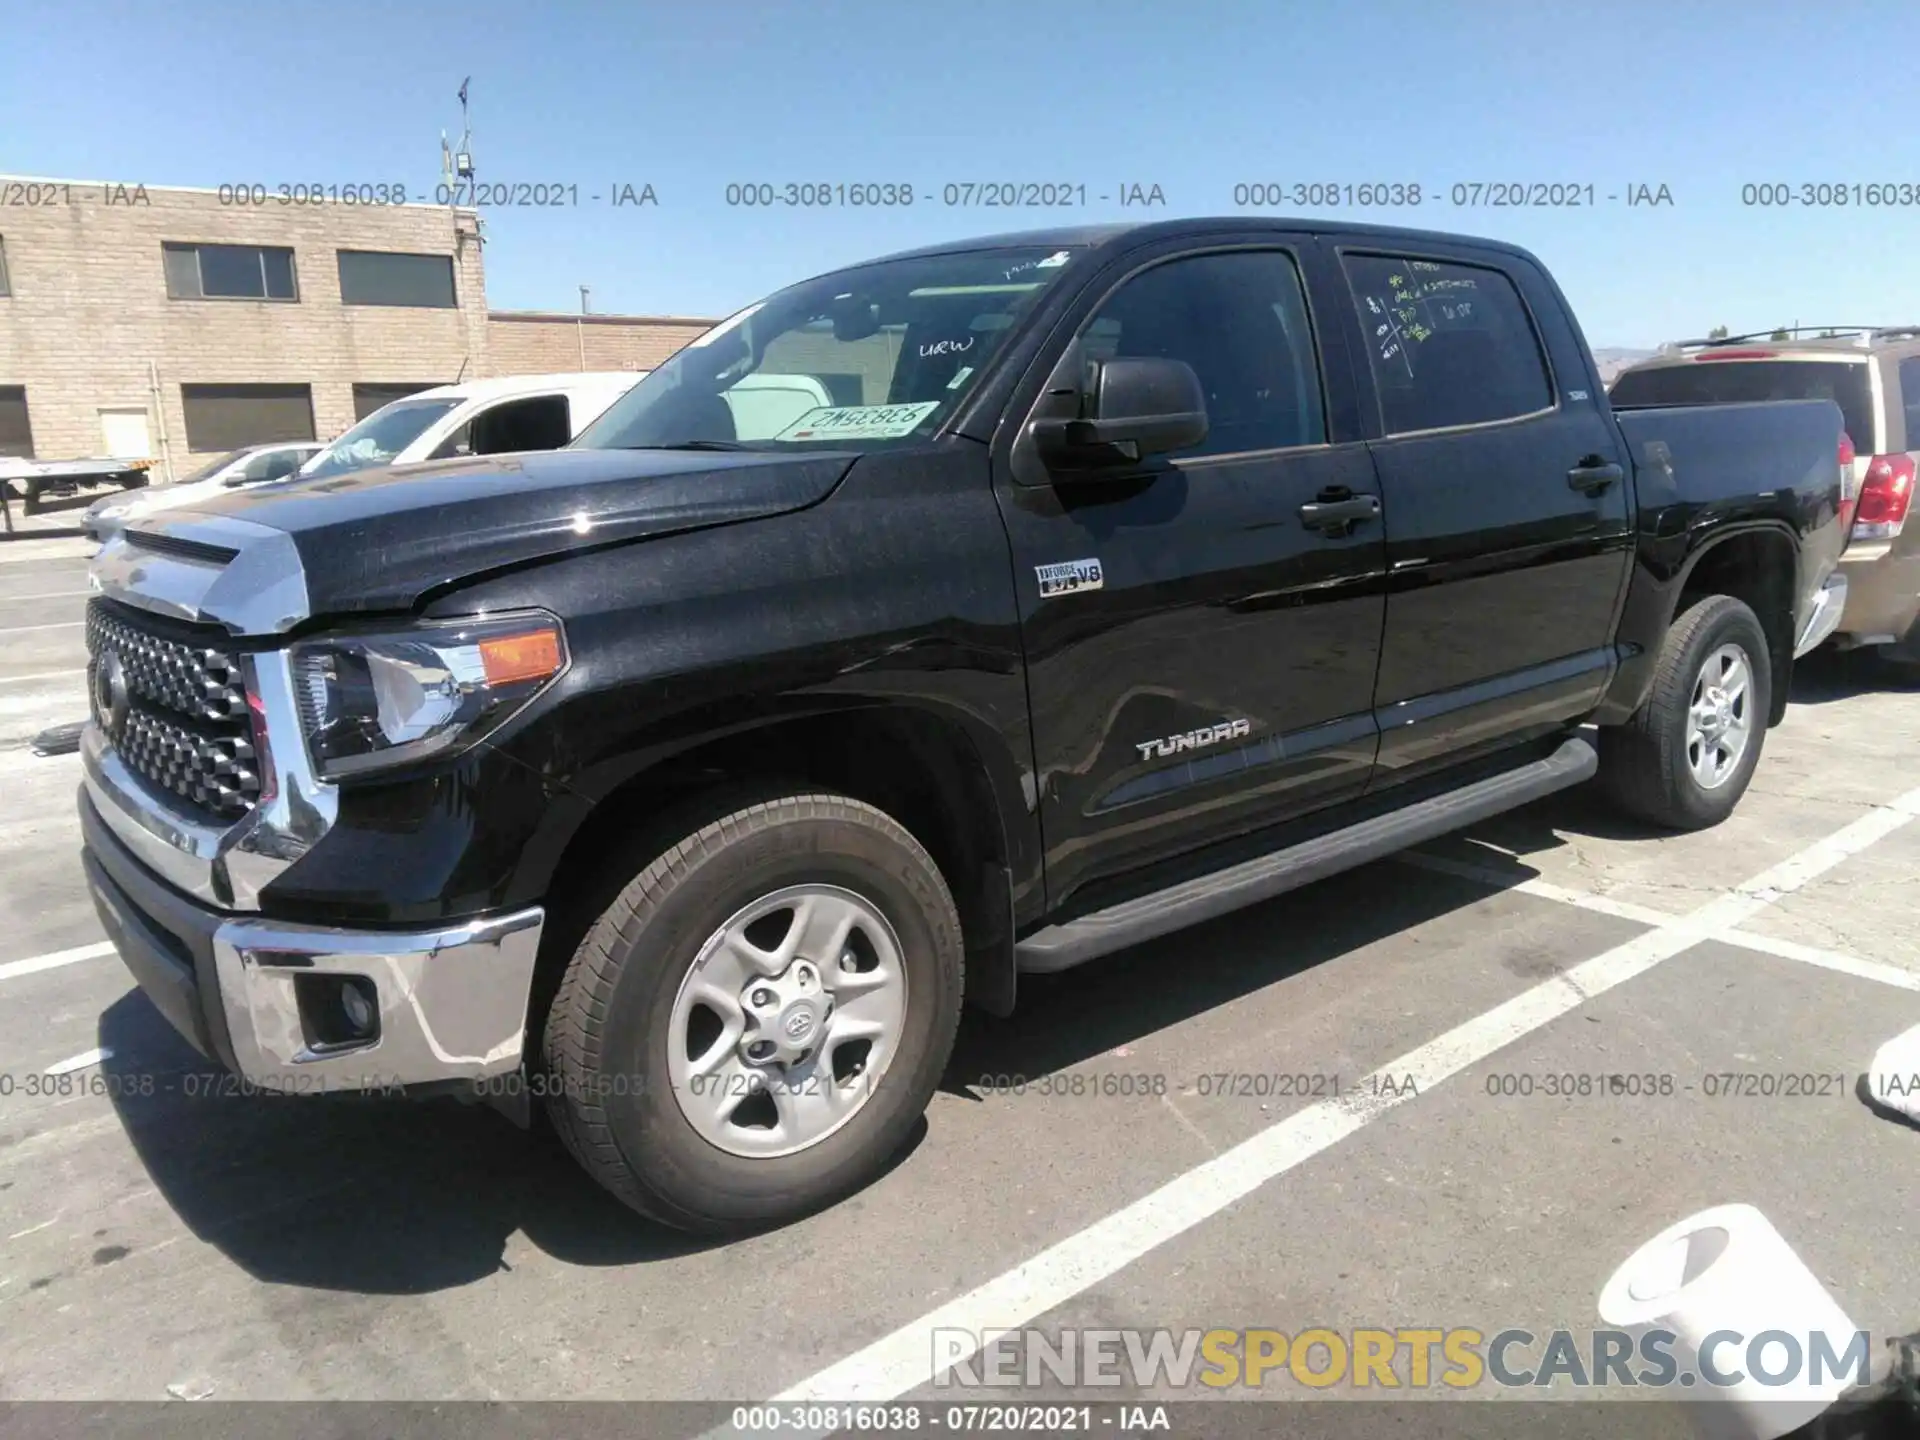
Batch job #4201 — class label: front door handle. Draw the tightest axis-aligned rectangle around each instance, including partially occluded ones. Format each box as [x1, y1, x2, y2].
[1568, 458, 1624, 495]
[1298, 493, 1381, 534]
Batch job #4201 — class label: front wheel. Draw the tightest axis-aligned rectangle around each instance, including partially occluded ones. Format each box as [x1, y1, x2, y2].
[1597, 594, 1772, 830]
[542, 791, 964, 1233]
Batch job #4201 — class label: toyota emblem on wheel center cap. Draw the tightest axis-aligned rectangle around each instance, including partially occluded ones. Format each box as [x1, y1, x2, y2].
[783, 1008, 815, 1040]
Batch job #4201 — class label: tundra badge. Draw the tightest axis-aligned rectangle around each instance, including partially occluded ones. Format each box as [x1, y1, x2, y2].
[1035, 558, 1104, 598]
[1136, 717, 1252, 763]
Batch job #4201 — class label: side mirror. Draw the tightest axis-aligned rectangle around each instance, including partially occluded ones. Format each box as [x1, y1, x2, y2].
[1030, 357, 1208, 468]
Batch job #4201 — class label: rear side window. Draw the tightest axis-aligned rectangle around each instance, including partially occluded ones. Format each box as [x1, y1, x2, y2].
[1080, 249, 1327, 458]
[1343, 254, 1553, 435]
[1901, 358, 1920, 451]
[467, 394, 572, 455]
[1610, 359, 1877, 454]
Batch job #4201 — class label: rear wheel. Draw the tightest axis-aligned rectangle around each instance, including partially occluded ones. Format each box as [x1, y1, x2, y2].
[542, 791, 964, 1233]
[1597, 594, 1771, 830]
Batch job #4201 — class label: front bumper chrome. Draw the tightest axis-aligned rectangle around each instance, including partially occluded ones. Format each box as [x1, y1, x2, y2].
[1794, 570, 1848, 657]
[81, 790, 543, 1090]
[210, 909, 544, 1088]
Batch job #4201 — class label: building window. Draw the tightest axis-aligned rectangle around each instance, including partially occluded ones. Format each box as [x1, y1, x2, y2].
[180, 383, 316, 452]
[163, 242, 298, 301]
[337, 250, 457, 308]
[0, 236, 11, 297]
[352, 381, 447, 420]
[0, 386, 33, 458]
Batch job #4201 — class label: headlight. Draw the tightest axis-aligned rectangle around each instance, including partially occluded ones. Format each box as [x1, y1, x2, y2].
[290, 611, 568, 779]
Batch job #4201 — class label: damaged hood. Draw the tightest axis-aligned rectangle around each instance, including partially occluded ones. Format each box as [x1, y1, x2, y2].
[93, 447, 856, 634]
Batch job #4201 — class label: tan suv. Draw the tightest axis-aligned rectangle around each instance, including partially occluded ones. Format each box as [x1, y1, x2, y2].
[1611, 327, 1920, 670]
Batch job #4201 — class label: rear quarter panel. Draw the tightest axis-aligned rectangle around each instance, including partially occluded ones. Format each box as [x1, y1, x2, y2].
[1597, 398, 1845, 721]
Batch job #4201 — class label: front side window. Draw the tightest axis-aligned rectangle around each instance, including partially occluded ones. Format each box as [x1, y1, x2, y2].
[178, 447, 252, 484]
[300, 397, 461, 479]
[577, 245, 1081, 453]
[1344, 254, 1553, 435]
[238, 447, 308, 483]
[163, 242, 297, 301]
[1078, 250, 1327, 459]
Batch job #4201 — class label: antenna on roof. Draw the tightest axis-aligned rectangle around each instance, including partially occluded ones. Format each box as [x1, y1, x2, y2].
[441, 78, 475, 197]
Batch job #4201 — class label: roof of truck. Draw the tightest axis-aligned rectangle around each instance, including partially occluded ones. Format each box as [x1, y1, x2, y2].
[862, 217, 1544, 266]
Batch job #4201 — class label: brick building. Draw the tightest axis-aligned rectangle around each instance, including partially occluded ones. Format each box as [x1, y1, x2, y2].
[0, 178, 712, 481]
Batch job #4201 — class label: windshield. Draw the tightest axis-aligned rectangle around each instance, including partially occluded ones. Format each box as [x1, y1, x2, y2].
[179, 448, 250, 485]
[1610, 359, 1878, 453]
[300, 397, 461, 479]
[575, 245, 1080, 452]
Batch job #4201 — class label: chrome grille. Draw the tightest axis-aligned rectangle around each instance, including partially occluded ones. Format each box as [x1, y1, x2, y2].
[86, 600, 261, 822]
[85, 603, 247, 721]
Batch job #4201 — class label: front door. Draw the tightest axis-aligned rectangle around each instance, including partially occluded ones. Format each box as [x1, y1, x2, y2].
[997, 243, 1388, 910]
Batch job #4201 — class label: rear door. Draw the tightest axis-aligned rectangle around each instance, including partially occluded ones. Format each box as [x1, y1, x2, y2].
[1329, 244, 1634, 784]
[996, 238, 1388, 907]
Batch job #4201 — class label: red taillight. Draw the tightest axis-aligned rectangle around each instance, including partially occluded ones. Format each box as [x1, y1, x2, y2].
[1854, 453, 1916, 541]
[245, 674, 279, 806]
[1696, 349, 1780, 360]
[1838, 432, 1858, 532]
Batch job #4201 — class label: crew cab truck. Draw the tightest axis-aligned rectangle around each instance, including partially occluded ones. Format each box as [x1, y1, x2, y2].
[78, 219, 1849, 1234]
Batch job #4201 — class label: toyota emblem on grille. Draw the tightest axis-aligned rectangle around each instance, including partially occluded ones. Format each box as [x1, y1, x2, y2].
[93, 650, 131, 741]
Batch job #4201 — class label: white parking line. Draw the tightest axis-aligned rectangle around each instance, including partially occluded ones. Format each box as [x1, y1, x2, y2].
[44, 1047, 112, 1076]
[1395, 851, 1920, 993]
[0, 590, 91, 603]
[762, 787, 1920, 1412]
[0, 669, 86, 686]
[0, 942, 115, 983]
[0, 620, 82, 634]
[1394, 851, 1674, 926]
[1708, 930, 1920, 993]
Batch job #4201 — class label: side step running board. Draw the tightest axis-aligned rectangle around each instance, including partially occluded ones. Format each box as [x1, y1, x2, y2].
[1014, 735, 1598, 974]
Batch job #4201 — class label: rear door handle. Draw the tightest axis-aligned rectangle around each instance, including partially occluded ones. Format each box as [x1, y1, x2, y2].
[1568, 459, 1624, 495]
[1298, 494, 1381, 535]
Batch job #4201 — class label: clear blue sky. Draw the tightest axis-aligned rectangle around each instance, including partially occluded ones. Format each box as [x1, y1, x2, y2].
[4, 0, 1916, 348]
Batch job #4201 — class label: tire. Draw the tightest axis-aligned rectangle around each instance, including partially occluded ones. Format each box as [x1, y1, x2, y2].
[1597, 594, 1771, 831]
[542, 790, 964, 1234]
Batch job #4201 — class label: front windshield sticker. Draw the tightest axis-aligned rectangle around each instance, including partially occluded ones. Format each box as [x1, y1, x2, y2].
[774, 400, 941, 441]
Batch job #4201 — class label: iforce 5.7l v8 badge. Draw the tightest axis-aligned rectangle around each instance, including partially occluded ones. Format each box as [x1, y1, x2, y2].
[1035, 558, 1104, 599]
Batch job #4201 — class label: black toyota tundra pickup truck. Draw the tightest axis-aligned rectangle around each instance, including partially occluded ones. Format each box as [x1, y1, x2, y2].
[78, 219, 1851, 1233]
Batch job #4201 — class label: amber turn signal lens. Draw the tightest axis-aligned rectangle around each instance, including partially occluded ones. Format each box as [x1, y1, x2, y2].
[477, 627, 564, 686]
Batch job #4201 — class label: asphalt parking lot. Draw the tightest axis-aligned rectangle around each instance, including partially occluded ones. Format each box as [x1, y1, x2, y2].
[3, 529, 1919, 1427]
